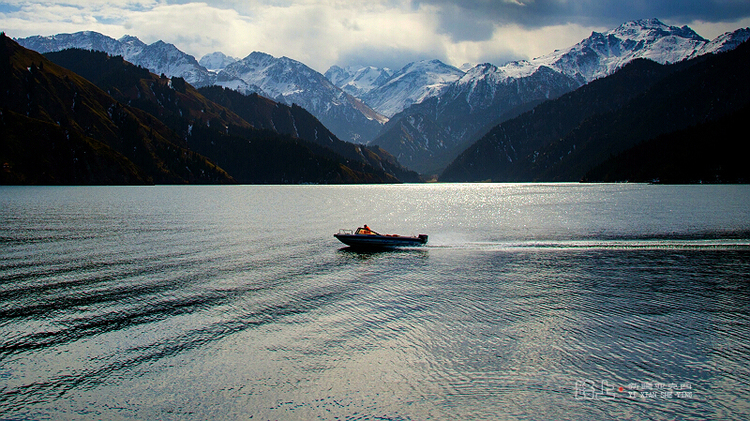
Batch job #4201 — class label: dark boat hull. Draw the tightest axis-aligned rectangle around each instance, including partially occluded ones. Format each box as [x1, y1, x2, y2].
[334, 233, 428, 249]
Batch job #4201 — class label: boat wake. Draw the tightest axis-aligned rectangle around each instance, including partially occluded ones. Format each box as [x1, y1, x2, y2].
[426, 238, 750, 251]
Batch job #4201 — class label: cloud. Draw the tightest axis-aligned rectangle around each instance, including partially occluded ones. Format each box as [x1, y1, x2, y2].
[0, 0, 157, 40]
[2, 0, 750, 73]
[416, 0, 750, 28]
[131, 1, 450, 71]
[689, 16, 750, 40]
[442, 22, 606, 68]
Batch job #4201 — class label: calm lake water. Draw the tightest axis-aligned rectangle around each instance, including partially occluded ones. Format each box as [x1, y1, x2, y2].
[1, 184, 749, 420]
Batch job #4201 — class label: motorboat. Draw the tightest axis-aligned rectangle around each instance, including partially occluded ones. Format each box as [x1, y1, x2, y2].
[334, 226, 428, 249]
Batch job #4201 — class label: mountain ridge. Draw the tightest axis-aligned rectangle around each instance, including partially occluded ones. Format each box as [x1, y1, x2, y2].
[0, 35, 233, 184]
[42, 47, 416, 184]
[324, 65, 394, 100]
[12, 19, 750, 179]
[16, 32, 215, 88]
[368, 19, 750, 174]
[1, 37, 415, 184]
[214, 51, 388, 144]
[439, 38, 750, 183]
[360, 59, 465, 118]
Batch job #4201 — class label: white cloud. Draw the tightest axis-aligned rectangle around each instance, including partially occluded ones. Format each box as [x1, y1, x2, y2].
[2, 0, 749, 73]
[443, 22, 607, 67]
[127, 1, 447, 71]
[687, 17, 750, 40]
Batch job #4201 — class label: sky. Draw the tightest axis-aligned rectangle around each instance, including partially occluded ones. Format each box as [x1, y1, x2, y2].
[2, 0, 750, 73]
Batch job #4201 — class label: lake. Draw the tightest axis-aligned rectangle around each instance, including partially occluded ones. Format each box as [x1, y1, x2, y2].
[1, 184, 749, 420]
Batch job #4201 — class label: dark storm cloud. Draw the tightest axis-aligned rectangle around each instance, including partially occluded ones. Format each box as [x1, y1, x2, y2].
[417, 0, 750, 42]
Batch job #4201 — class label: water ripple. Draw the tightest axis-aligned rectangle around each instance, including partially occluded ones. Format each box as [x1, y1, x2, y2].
[1, 185, 749, 420]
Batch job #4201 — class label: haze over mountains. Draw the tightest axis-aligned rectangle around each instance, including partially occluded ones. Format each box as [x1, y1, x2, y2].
[8, 18, 750, 184]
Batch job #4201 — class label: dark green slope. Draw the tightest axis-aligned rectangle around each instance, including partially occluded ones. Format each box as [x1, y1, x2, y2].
[0, 109, 145, 184]
[43, 48, 413, 183]
[440, 59, 676, 182]
[0, 34, 233, 184]
[196, 86, 420, 182]
[441, 40, 750, 183]
[583, 104, 750, 183]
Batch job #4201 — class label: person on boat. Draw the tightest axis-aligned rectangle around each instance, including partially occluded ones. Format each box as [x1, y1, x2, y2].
[359, 225, 374, 235]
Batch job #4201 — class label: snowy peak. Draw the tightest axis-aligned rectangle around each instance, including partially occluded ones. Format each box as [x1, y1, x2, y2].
[118, 35, 146, 48]
[218, 51, 332, 99]
[18, 31, 123, 56]
[373, 18, 745, 175]
[698, 27, 750, 55]
[199, 51, 238, 73]
[610, 18, 704, 42]
[324, 65, 350, 87]
[456, 63, 504, 85]
[16, 31, 213, 87]
[326, 60, 464, 117]
[134, 40, 214, 86]
[387, 59, 464, 87]
[360, 59, 465, 117]
[534, 18, 709, 82]
[242, 51, 276, 66]
[324, 65, 394, 98]
[215, 51, 386, 143]
[446, 18, 716, 91]
[457, 19, 748, 89]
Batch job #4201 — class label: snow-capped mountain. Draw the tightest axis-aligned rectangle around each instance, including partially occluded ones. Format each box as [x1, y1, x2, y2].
[459, 63, 477, 72]
[134, 40, 214, 87]
[16, 31, 123, 57]
[440, 34, 750, 183]
[16, 32, 214, 88]
[371, 19, 750, 174]
[432, 18, 715, 108]
[216, 52, 387, 143]
[199, 51, 238, 73]
[375, 64, 580, 173]
[696, 27, 750, 55]
[438, 19, 750, 109]
[529, 18, 707, 83]
[326, 60, 465, 117]
[324, 65, 393, 99]
[13, 19, 750, 174]
[15, 31, 387, 143]
[359, 60, 465, 118]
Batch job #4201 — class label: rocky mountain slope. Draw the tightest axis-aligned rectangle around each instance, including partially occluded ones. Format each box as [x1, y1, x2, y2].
[45, 48, 415, 184]
[195, 86, 419, 182]
[372, 19, 750, 174]
[324, 65, 394, 100]
[331, 60, 465, 118]
[582, 103, 750, 183]
[0, 37, 414, 184]
[17, 32, 214, 88]
[0, 35, 231, 184]
[214, 52, 387, 144]
[16, 33, 388, 145]
[440, 38, 750, 183]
